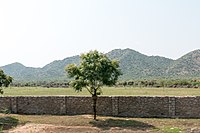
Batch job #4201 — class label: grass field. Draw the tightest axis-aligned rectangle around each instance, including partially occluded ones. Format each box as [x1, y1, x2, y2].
[1, 113, 200, 132]
[1, 86, 200, 96]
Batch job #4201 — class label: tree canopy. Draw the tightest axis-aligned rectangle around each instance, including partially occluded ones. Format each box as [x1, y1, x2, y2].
[0, 69, 13, 94]
[65, 50, 121, 119]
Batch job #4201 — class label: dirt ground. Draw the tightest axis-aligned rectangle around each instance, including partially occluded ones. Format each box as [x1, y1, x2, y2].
[5, 123, 200, 133]
[5, 123, 154, 133]
[2, 114, 200, 133]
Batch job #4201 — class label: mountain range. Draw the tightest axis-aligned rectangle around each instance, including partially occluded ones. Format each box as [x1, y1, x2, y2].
[1, 48, 200, 82]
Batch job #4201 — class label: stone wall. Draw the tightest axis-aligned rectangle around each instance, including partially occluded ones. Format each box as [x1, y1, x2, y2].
[175, 97, 200, 118]
[117, 97, 170, 117]
[17, 96, 66, 115]
[0, 96, 200, 118]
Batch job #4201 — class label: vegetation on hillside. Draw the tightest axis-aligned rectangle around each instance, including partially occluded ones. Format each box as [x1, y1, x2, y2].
[167, 49, 200, 77]
[1, 49, 200, 82]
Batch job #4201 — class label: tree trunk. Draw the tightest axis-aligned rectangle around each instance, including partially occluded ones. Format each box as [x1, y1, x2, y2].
[92, 89, 97, 120]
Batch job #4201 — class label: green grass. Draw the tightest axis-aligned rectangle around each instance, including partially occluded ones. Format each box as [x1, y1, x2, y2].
[161, 127, 182, 133]
[1, 87, 200, 96]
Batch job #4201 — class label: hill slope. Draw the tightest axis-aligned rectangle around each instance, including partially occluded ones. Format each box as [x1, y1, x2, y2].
[107, 48, 173, 80]
[1, 49, 200, 82]
[167, 49, 200, 78]
[1, 62, 40, 81]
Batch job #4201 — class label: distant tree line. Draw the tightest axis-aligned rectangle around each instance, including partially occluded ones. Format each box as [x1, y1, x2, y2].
[11, 81, 69, 88]
[117, 79, 200, 88]
[10, 79, 200, 88]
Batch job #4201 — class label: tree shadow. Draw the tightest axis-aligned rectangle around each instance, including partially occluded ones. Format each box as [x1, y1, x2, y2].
[89, 118, 156, 131]
[0, 116, 19, 131]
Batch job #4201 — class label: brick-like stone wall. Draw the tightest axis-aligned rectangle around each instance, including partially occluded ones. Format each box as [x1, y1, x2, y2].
[175, 96, 200, 118]
[0, 97, 11, 111]
[118, 96, 170, 117]
[17, 96, 66, 115]
[0, 96, 200, 118]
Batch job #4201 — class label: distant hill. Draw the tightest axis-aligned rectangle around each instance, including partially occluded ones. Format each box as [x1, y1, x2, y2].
[166, 49, 200, 78]
[107, 48, 173, 80]
[1, 56, 80, 82]
[1, 49, 200, 82]
[1, 62, 40, 81]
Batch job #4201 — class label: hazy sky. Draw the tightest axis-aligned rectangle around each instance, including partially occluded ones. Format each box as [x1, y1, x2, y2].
[0, 0, 199, 67]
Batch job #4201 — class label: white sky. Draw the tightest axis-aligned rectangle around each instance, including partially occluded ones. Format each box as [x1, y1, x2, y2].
[0, 0, 199, 67]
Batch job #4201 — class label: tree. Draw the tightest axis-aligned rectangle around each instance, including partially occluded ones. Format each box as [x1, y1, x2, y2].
[65, 50, 121, 120]
[0, 69, 13, 94]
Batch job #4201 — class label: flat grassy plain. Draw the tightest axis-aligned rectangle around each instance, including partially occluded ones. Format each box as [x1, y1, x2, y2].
[1, 86, 200, 96]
